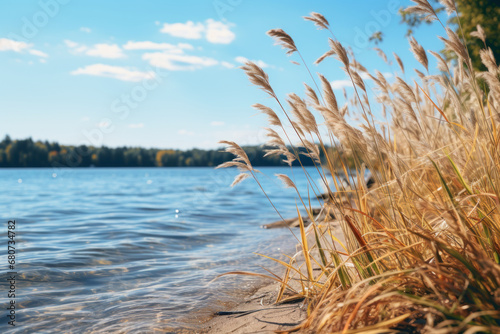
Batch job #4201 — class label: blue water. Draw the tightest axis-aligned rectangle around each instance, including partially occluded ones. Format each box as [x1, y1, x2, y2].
[0, 167, 320, 333]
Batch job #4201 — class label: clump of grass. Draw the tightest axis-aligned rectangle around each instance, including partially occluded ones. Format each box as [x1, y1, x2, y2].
[218, 0, 500, 332]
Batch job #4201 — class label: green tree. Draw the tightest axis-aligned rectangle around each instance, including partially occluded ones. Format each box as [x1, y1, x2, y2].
[0, 135, 319, 168]
[452, 0, 500, 70]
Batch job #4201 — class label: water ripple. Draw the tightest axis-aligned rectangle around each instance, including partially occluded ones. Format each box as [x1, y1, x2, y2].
[0, 167, 311, 333]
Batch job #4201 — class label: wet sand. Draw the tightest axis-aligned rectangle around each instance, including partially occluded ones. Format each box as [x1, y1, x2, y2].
[204, 220, 345, 334]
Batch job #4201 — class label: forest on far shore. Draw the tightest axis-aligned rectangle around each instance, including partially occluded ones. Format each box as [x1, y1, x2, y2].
[0, 135, 318, 168]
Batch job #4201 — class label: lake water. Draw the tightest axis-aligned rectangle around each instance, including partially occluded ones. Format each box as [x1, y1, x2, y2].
[0, 167, 320, 333]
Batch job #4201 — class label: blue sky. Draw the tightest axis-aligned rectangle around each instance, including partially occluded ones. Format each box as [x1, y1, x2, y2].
[0, 0, 446, 149]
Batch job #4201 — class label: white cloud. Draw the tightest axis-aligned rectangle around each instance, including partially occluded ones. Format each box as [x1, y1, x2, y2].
[178, 129, 195, 136]
[143, 52, 218, 71]
[81, 116, 90, 122]
[205, 19, 235, 44]
[128, 123, 144, 128]
[65, 40, 88, 54]
[178, 43, 195, 50]
[65, 41, 125, 59]
[86, 43, 125, 59]
[29, 49, 48, 58]
[235, 56, 270, 68]
[71, 64, 155, 82]
[360, 73, 371, 80]
[64, 40, 79, 48]
[80, 27, 92, 33]
[210, 121, 225, 126]
[330, 79, 353, 91]
[160, 19, 235, 44]
[160, 21, 205, 39]
[221, 61, 235, 69]
[0, 38, 30, 52]
[123, 41, 193, 52]
[0, 38, 48, 58]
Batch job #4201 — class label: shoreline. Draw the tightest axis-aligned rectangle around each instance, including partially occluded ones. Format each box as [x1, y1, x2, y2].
[202, 219, 344, 334]
[169, 225, 303, 333]
[203, 279, 306, 334]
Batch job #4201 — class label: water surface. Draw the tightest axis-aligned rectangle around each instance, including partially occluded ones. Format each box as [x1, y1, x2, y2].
[1, 167, 319, 333]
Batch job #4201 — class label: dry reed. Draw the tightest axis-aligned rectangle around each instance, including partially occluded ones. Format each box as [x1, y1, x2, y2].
[218, 0, 500, 332]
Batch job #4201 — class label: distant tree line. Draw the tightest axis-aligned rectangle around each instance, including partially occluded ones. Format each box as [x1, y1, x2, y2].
[0, 135, 318, 168]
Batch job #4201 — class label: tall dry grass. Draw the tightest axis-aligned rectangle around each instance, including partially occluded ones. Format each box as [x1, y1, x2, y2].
[218, 0, 500, 332]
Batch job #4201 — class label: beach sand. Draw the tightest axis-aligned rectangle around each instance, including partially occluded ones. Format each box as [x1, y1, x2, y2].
[204, 280, 306, 333]
[204, 220, 344, 334]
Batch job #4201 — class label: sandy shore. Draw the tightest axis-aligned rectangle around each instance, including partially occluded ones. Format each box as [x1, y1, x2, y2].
[204, 280, 306, 334]
[203, 220, 344, 334]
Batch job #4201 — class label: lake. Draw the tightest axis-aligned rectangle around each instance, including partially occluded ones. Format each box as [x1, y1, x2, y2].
[1, 167, 320, 333]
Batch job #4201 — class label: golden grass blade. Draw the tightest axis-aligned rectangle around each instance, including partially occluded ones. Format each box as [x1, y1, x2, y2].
[254, 252, 307, 280]
[213, 271, 297, 294]
[446, 152, 473, 195]
[276, 258, 294, 303]
[327, 228, 349, 252]
[416, 83, 450, 123]
[487, 97, 497, 143]
[341, 283, 383, 333]
[312, 222, 329, 268]
[297, 206, 315, 284]
[340, 314, 411, 334]
[344, 207, 406, 248]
